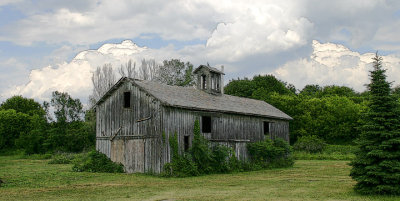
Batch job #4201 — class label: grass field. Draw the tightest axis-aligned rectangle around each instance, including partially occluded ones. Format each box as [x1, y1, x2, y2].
[0, 155, 399, 201]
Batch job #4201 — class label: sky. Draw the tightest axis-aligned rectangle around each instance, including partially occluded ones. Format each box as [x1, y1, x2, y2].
[1, 0, 400, 105]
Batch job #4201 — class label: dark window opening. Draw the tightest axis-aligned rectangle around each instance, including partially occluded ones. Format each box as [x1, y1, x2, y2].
[123, 92, 131, 108]
[263, 121, 270, 135]
[202, 75, 207, 89]
[184, 136, 190, 152]
[202, 116, 211, 133]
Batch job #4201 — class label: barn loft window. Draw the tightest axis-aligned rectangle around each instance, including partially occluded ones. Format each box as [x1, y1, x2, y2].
[201, 75, 207, 89]
[184, 136, 190, 151]
[123, 92, 131, 108]
[202, 116, 212, 133]
[263, 121, 270, 135]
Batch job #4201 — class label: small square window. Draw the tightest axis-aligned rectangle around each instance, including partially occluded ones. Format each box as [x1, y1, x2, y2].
[123, 92, 131, 108]
[202, 116, 211, 133]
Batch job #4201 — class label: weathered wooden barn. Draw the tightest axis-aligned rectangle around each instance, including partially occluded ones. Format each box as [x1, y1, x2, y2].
[95, 65, 292, 173]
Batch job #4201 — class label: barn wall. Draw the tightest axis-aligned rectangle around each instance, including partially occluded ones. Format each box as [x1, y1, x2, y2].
[96, 81, 163, 173]
[161, 107, 289, 161]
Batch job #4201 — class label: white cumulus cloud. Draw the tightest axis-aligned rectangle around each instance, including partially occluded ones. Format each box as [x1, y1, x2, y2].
[3, 40, 182, 103]
[273, 40, 400, 92]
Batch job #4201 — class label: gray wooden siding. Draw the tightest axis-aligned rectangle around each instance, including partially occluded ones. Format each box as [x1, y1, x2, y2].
[96, 82, 163, 173]
[161, 107, 290, 161]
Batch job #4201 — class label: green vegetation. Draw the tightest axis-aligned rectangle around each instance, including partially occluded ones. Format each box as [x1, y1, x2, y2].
[293, 135, 326, 153]
[247, 138, 294, 168]
[294, 144, 357, 160]
[350, 53, 400, 195]
[72, 150, 124, 173]
[224, 74, 367, 144]
[0, 91, 95, 155]
[1, 155, 399, 201]
[164, 120, 294, 177]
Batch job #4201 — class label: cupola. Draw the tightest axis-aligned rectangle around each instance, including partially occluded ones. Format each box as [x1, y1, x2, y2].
[193, 65, 225, 95]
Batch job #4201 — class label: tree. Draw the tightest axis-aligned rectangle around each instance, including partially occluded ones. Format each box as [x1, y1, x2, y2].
[299, 84, 323, 97]
[0, 109, 30, 150]
[0, 95, 46, 117]
[51, 91, 84, 124]
[156, 59, 194, 86]
[118, 59, 137, 79]
[350, 53, 400, 195]
[89, 63, 117, 106]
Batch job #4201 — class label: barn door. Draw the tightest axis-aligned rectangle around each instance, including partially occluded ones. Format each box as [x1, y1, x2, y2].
[124, 139, 145, 173]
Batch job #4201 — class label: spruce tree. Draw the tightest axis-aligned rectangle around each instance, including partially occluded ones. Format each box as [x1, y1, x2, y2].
[350, 53, 400, 195]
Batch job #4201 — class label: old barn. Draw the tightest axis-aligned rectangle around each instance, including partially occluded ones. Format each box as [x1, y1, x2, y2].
[95, 65, 292, 173]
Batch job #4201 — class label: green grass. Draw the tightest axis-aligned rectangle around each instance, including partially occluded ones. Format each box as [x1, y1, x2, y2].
[293, 144, 357, 160]
[0, 155, 399, 201]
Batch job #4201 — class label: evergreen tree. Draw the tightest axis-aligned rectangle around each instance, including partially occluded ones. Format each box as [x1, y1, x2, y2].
[350, 53, 400, 195]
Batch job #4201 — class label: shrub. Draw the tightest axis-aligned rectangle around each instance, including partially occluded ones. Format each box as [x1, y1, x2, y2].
[210, 144, 231, 173]
[293, 135, 326, 153]
[190, 120, 213, 174]
[72, 150, 124, 173]
[162, 133, 198, 177]
[247, 138, 294, 168]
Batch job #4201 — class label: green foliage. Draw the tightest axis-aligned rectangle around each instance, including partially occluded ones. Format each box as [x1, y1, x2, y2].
[225, 75, 364, 145]
[164, 120, 294, 177]
[51, 91, 84, 123]
[293, 135, 326, 153]
[157, 59, 195, 86]
[190, 119, 213, 174]
[72, 150, 124, 173]
[293, 144, 357, 160]
[0, 95, 46, 117]
[0, 109, 30, 150]
[247, 138, 294, 168]
[224, 74, 295, 98]
[210, 145, 231, 173]
[64, 121, 94, 152]
[48, 152, 77, 164]
[350, 53, 400, 195]
[162, 132, 198, 177]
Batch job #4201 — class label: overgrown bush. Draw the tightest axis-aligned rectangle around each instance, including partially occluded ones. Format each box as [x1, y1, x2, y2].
[293, 135, 326, 153]
[162, 133, 198, 177]
[72, 150, 124, 173]
[247, 138, 294, 168]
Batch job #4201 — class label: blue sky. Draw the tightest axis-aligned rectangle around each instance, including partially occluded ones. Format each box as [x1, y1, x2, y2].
[1, 0, 400, 103]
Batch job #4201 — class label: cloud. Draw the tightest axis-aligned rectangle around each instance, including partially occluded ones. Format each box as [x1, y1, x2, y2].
[0, 1, 217, 45]
[273, 40, 400, 92]
[205, 2, 313, 62]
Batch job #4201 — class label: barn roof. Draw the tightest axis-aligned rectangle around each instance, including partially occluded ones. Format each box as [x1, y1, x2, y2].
[96, 77, 292, 120]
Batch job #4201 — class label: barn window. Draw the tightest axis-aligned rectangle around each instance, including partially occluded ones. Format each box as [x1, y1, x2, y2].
[201, 75, 207, 89]
[184, 136, 190, 151]
[202, 116, 211, 133]
[263, 121, 270, 135]
[123, 92, 131, 108]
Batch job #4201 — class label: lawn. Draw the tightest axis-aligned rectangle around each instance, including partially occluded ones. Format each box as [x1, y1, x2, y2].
[0, 155, 398, 201]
